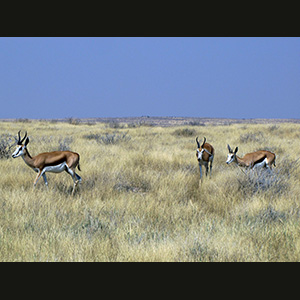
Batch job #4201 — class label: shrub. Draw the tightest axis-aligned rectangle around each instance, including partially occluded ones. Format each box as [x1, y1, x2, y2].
[113, 174, 150, 193]
[188, 121, 205, 127]
[67, 117, 80, 125]
[84, 131, 131, 145]
[58, 137, 73, 151]
[257, 206, 287, 224]
[239, 132, 264, 144]
[172, 128, 196, 137]
[268, 125, 279, 132]
[107, 121, 124, 129]
[15, 118, 31, 123]
[0, 133, 15, 159]
[236, 158, 299, 196]
[277, 156, 300, 179]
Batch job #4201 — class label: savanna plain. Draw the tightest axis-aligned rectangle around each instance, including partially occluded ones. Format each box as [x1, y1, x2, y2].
[1, 118, 300, 262]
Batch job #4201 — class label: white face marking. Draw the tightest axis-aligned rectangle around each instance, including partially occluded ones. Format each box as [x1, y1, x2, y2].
[12, 145, 25, 158]
[226, 153, 235, 164]
[197, 149, 205, 161]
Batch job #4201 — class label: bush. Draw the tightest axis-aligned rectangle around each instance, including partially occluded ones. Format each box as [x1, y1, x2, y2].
[107, 121, 124, 129]
[15, 118, 31, 123]
[236, 158, 299, 196]
[0, 133, 15, 159]
[239, 132, 264, 144]
[113, 174, 150, 193]
[172, 128, 196, 137]
[84, 131, 131, 145]
[188, 121, 205, 127]
[67, 117, 80, 125]
[245, 169, 287, 194]
[127, 121, 155, 128]
[256, 206, 287, 224]
[58, 137, 73, 151]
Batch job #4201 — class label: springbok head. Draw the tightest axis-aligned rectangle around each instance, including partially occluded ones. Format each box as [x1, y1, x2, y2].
[196, 137, 212, 161]
[226, 144, 238, 165]
[12, 131, 29, 158]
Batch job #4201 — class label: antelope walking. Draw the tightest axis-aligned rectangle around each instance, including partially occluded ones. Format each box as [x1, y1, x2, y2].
[12, 131, 82, 195]
[226, 144, 276, 169]
[196, 137, 215, 181]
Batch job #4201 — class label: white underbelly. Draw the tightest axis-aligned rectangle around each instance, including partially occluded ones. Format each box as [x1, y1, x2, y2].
[44, 162, 67, 173]
[254, 158, 267, 168]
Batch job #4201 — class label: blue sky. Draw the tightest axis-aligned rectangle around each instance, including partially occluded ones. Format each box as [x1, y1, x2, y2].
[0, 37, 299, 119]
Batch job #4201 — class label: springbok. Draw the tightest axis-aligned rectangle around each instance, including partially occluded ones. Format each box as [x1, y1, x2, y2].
[226, 144, 276, 169]
[196, 136, 215, 181]
[12, 131, 82, 195]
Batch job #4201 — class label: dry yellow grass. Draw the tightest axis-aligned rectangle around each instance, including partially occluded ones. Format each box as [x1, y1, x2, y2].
[0, 119, 300, 261]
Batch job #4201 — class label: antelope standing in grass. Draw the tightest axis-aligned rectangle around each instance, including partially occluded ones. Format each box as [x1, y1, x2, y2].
[226, 144, 276, 169]
[196, 137, 215, 182]
[12, 131, 82, 195]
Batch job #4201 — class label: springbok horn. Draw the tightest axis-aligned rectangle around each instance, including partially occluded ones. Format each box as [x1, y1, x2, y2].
[18, 131, 27, 144]
[196, 137, 200, 148]
[21, 131, 27, 143]
[17, 130, 21, 144]
[201, 137, 206, 148]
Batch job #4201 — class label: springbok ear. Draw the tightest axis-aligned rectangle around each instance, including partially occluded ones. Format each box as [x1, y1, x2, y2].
[24, 137, 29, 146]
[234, 147, 238, 154]
[227, 144, 233, 153]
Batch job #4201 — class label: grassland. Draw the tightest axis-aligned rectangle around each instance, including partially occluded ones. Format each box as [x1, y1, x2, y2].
[1, 118, 300, 262]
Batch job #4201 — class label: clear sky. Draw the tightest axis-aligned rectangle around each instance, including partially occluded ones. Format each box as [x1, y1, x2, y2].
[0, 37, 299, 119]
